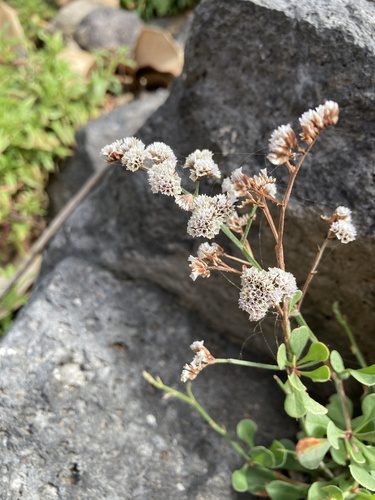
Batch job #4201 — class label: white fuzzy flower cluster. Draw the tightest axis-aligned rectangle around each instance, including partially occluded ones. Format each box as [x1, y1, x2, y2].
[101, 137, 148, 171]
[299, 101, 339, 144]
[184, 149, 221, 182]
[222, 167, 277, 201]
[101, 138, 183, 197]
[147, 159, 181, 196]
[251, 168, 277, 198]
[181, 341, 215, 382]
[187, 194, 236, 239]
[145, 142, 176, 165]
[329, 206, 357, 244]
[239, 267, 298, 322]
[267, 124, 298, 166]
[188, 243, 224, 281]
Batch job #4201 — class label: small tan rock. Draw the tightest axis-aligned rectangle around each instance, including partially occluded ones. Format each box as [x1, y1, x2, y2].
[57, 44, 97, 78]
[135, 26, 184, 77]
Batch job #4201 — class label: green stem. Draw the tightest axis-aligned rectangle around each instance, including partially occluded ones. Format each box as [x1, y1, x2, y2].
[331, 370, 352, 434]
[241, 204, 258, 246]
[143, 371, 250, 461]
[214, 358, 282, 371]
[332, 302, 367, 369]
[220, 224, 262, 269]
[293, 310, 319, 342]
[185, 384, 251, 461]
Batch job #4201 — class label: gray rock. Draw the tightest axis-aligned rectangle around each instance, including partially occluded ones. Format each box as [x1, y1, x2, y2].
[49, 0, 102, 40]
[0, 257, 293, 499]
[74, 6, 143, 52]
[1, 0, 375, 497]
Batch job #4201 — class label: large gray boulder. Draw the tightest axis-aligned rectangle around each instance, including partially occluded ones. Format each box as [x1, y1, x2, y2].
[1, 0, 374, 497]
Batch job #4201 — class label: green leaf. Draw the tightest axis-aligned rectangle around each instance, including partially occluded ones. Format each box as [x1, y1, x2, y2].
[302, 392, 328, 415]
[296, 437, 331, 469]
[299, 365, 331, 382]
[285, 384, 327, 418]
[289, 290, 303, 312]
[349, 464, 375, 491]
[269, 440, 287, 468]
[327, 394, 353, 429]
[277, 343, 288, 370]
[327, 421, 345, 449]
[288, 372, 307, 392]
[251, 446, 276, 468]
[352, 394, 375, 434]
[298, 342, 330, 366]
[330, 439, 348, 465]
[290, 326, 310, 358]
[304, 412, 331, 437]
[362, 393, 375, 422]
[346, 440, 366, 465]
[350, 365, 375, 386]
[236, 419, 257, 449]
[353, 439, 375, 468]
[266, 480, 308, 500]
[285, 390, 308, 418]
[245, 466, 277, 495]
[330, 350, 346, 373]
[308, 482, 337, 500]
[322, 485, 344, 500]
[232, 465, 249, 492]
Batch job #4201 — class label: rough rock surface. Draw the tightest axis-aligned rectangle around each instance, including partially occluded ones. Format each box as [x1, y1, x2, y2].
[74, 6, 143, 52]
[1, 258, 292, 499]
[1, 0, 375, 497]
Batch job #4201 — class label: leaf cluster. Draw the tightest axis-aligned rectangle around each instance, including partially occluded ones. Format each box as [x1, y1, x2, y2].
[0, 26, 126, 265]
[232, 329, 375, 499]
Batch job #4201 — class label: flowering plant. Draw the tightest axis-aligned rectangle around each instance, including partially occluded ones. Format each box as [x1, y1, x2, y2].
[101, 102, 375, 499]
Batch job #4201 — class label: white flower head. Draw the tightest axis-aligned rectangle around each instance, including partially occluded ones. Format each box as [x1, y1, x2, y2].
[175, 193, 195, 211]
[100, 137, 147, 167]
[334, 206, 352, 221]
[251, 168, 277, 198]
[188, 256, 211, 281]
[147, 160, 182, 196]
[222, 168, 249, 198]
[197, 242, 224, 262]
[299, 101, 339, 144]
[226, 212, 252, 233]
[100, 139, 124, 162]
[184, 149, 221, 182]
[187, 194, 235, 239]
[145, 142, 176, 165]
[330, 220, 357, 244]
[267, 124, 297, 165]
[239, 267, 297, 322]
[180, 340, 215, 382]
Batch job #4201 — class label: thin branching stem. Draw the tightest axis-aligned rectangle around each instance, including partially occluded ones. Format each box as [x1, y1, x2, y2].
[214, 358, 282, 371]
[275, 141, 316, 270]
[241, 204, 258, 247]
[260, 195, 279, 243]
[331, 370, 352, 434]
[298, 234, 330, 311]
[143, 372, 250, 461]
[332, 302, 367, 369]
[220, 224, 262, 270]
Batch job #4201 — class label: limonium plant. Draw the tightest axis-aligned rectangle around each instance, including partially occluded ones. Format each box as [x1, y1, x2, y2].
[101, 102, 375, 499]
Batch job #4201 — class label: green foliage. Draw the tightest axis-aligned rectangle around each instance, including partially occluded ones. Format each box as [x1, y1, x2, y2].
[0, 27, 126, 264]
[121, 0, 199, 20]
